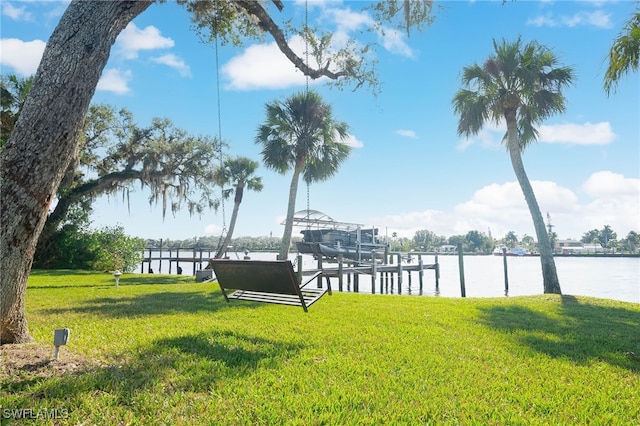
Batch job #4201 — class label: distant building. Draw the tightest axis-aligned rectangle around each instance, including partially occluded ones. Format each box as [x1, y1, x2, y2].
[556, 239, 604, 254]
[439, 245, 457, 253]
[556, 239, 582, 249]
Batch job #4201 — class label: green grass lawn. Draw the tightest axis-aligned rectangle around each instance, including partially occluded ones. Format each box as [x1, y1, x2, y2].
[2, 270, 639, 425]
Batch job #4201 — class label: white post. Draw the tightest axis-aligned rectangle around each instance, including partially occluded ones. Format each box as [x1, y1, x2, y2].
[113, 270, 122, 287]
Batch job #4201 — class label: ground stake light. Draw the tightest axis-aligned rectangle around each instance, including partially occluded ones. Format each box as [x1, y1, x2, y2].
[113, 270, 122, 287]
[53, 328, 70, 360]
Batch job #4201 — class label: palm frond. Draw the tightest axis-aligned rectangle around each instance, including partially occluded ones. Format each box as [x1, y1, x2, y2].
[453, 36, 575, 151]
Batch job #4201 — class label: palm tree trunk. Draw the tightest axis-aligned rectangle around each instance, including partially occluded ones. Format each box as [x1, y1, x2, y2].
[215, 185, 243, 259]
[279, 163, 303, 260]
[506, 118, 562, 294]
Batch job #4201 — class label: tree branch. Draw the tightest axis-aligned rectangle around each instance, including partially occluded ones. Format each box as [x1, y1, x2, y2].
[235, 0, 350, 81]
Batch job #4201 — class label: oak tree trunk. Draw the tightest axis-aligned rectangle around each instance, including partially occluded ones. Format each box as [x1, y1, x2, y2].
[0, 0, 151, 344]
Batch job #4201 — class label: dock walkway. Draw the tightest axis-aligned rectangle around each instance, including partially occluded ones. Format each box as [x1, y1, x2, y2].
[303, 253, 440, 294]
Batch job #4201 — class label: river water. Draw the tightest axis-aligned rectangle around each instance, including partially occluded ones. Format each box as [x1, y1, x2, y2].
[137, 251, 639, 304]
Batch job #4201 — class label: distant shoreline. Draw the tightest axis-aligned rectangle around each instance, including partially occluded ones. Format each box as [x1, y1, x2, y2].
[428, 252, 640, 258]
[552, 253, 639, 258]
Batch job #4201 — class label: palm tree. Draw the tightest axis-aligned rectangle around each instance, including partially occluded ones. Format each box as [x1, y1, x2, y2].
[1, 74, 34, 148]
[604, 9, 640, 96]
[213, 156, 263, 259]
[452, 37, 575, 294]
[255, 90, 351, 260]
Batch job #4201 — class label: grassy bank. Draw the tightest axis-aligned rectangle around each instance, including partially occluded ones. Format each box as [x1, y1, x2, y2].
[2, 270, 639, 425]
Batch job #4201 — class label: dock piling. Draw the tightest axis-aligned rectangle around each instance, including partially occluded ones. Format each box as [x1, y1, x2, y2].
[502, 248, 509, 296]
[397, 254, 403, 294]
[337, 255, 343, 291]
[434, 253, 440, 294]
[418, 255, 424, 293]
[458, 244, 466, 298]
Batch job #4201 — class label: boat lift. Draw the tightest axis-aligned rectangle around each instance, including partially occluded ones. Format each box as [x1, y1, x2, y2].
[289, 209, 365, 231]
[288, 209, 388, 263]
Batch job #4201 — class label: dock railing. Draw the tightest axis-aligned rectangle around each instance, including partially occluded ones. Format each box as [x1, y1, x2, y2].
[140, 247, 441, 296]
[307, 252, 440, 295]
[141, 247, 217, 275]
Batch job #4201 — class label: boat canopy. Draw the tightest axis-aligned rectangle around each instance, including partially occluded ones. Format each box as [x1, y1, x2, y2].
[286, 209, 365, 231]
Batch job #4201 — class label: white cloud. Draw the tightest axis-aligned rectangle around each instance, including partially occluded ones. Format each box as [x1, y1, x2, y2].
[116, 23, 174, 60]
[396, 129, 419, 139]
[562, 10, 612, 29]
[1, 2, 33, 21]
[0, 38, 46, 76]
[580, 171, 640, 234]
[327, 7, 374, 32]
[96, 68, 132, 94]
[456, 121, 504, 151]
[527, 10, 613, 29]
[370, 174, 639, 240]
[343, 134, 364, 148]
[527, 14, 558, 28]
[204, 223, 223, 236]
[151, 54, 192, 78]
[452, 180, 580, 237]
[223, 35, 314, 90]
[371, 209, 452, 239]
[538, 122, 615, 145]
[582, 171, 640, 198]
[378, 27, 414, 58]
[457, 121, 616, 149]
[327, 7, 414, 58]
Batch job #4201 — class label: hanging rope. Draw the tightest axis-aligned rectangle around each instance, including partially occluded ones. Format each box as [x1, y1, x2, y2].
[306, 180, 311, 229]
[304, 0, 311, 229]
[305, 0, 310, 94]
[213, 0, 227, 255]
[215, 1, 227, 238]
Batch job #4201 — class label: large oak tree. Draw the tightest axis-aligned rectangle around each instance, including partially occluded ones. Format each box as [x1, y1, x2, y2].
[35, 104, 222, 266]
[1, 0, 436, 344]
[1, 1, 154, 344]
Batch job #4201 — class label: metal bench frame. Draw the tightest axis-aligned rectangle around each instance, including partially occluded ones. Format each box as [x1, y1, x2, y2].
[210, 259, 332, 312]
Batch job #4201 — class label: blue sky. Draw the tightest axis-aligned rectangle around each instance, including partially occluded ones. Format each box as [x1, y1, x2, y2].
[2, 0, 639, 243]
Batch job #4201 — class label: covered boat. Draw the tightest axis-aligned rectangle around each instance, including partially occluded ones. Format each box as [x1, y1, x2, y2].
[291, 210, 388, 261]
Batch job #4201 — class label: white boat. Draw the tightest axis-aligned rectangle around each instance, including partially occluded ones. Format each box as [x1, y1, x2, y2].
[493, 245, 537, 257]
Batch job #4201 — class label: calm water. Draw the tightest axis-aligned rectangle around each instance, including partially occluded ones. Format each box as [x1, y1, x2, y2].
[137, 251, 640, 304]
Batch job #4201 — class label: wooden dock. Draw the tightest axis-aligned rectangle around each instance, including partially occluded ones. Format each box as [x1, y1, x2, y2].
[140, 247, 440, 296]
[304, 253, 440, 295]
[140, 247, 215, 274]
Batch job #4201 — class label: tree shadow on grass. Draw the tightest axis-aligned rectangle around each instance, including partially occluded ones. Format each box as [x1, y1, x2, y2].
[478, 295, 640, 372]
[40, 288, 262, 317]
[30, 269, 96, 276]
[28, 271, 196, 289]
[6, 330, 304, 405]
[112, 275, 197, 286]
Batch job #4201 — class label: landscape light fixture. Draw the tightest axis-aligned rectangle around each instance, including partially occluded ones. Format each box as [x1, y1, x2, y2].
[113, 270, 122, 287]
[53, 328, 70, 360]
